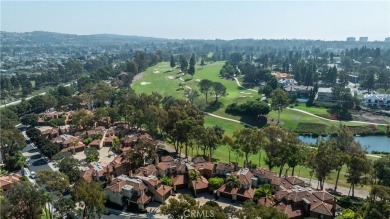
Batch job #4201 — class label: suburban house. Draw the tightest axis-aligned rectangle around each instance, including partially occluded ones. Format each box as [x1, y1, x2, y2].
[38, 111, 64, 121]
[0, 173, 21, 192]
[191, 156, 215, 178]
[51, 134, 85, 152]
[109, 155, 132, 177]
[362, 94, 390, 108]
[135, 164, 158, 177]
[190, 175, 209, 196]
[217, 168, 255, 201]
[316, 87, 334, 102]
[252, 167, 337, 219]
[283, 85, 314, 98]
[264, 187, 337, 219]
[80, 161, 111, 182]
[156, 158, 187, 177]
[41, 127, 59, 139]
[136, 175, 172, 203]
[89, 139, 101, 149]
[215, 162, 237, 176]
[105, 175, 153, 210]
[272, 72, 292, 80]
[171, 173, 189, 191]
[278, 78, 298, 86]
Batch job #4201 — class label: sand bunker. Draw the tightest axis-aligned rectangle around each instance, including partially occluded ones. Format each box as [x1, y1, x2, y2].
[239, 95, 246, 97]
[195, 79, 201, 82]
[153, 71, 160, 74]
[168, 76, 174, 79]
[140, 82, 151, 85]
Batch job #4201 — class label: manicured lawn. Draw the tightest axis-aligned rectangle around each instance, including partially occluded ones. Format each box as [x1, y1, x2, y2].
[133, 62, 387, 134]
[204, 115, 378, 191]
[132, 63, 185, 99]
[293, 103, 330, 116]
[134, 62, 383, 191]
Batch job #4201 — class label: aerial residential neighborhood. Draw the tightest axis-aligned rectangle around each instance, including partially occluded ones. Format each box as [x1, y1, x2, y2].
[1, 1, 390, 219]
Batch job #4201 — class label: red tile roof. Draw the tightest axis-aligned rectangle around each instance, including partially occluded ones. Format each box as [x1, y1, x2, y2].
[171, 174, 189, 186]
[191, 176, 208, 190]
[155, 185, 172, 196]
[0, 174, 21, 190]
[312, 190, 334, 202]
[161, 156, 174, 162]
[311, 202, 333, 216]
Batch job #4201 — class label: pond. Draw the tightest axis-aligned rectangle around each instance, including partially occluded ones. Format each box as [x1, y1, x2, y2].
[297, 98, 309, 103]
[299, 135, 390, 153]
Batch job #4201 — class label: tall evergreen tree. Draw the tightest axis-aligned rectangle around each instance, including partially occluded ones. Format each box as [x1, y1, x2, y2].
[170, 55, 175, 69]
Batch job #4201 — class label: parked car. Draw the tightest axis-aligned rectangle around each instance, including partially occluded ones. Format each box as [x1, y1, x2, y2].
[30, 171, 36, 179]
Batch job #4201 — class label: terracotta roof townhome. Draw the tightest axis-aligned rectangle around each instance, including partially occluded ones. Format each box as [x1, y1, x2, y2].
[156, 159, 187, 177]
[192, 162, 215, 178]
[160, 155, 174, 162]
[121, 134, 139, 146]
[171, 174, 189, 191]
[236, 187, 255, 200]
[191, 176, 209, 191]
[310, 202, 334, 217]
[312, 190, 335, 202]
[51, 134, 79, 145]
[236, 168, 253, 186]
[217, 184, 255, 201]
[0, 173, 21, 191]
[135, 164, 158, 177]
[286, 176, 305, 187]
[41, 127, 59, 138]
[215, 162, 236, 175]
[89, 139, 101, 149]
[192, 156, 206, 164]
[275, 202, 305, 219]
[258, 196, 276, 207]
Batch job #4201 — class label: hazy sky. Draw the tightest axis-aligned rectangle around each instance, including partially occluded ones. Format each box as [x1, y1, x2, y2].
[1, 1, 389, 41]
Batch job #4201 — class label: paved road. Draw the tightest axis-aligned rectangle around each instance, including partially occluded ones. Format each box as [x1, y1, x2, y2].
[300, 177, 369, 199]
[21, 131, 57, 174]
[0, 82, 73, 108]
[204, 112, 254, 128]
[233, 77, 257, 92]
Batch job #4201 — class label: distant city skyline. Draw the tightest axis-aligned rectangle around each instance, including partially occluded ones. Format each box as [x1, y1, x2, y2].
[1, 1, 389, 41]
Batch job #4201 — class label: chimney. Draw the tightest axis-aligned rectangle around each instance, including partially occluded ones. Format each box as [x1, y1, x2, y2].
[155, 156, 160, 165]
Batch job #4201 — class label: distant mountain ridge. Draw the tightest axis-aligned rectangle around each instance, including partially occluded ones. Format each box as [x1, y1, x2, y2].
[1, 31, 388, 49]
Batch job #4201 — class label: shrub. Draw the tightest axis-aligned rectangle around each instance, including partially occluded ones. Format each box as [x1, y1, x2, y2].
[295, 123, 327, 135]
[226, 101, 270, 117]
[82, 137, 93, 145]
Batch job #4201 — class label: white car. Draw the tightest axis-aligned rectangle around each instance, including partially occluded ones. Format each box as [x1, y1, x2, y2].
[30, 171, 36, 179]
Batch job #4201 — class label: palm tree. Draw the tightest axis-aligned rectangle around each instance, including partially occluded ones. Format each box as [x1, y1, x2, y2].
[226, 174, 239, 188]
[15, 152, 27, 177]
[43, 191, 53, 219]
[255, 184, 272, 203]
[188, 169, 201, 197]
